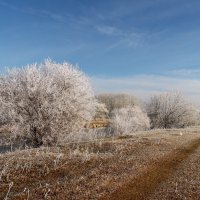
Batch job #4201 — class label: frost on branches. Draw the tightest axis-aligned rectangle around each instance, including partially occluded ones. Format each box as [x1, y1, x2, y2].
[0, 59, 96, 147]
[110, 106, 150, 135]
[96, 93, 139, 114]
[146, 92, 199, 129]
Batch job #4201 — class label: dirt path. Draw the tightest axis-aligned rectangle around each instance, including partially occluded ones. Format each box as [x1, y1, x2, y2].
[101, 137, 200, 200]
[148, 139, 200, 200]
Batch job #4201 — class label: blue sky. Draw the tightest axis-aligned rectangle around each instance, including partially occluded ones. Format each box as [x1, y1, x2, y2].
[1, 0, 200, 100]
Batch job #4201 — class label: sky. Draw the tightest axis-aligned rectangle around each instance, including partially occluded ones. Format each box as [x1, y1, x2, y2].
[1, 0, 200, 101]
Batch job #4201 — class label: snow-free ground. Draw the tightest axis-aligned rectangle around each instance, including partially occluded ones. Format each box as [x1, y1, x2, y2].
[1, 127, 200, 200]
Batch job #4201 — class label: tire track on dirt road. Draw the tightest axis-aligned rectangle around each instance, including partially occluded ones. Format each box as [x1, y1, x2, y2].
[101, 137, 200, 200]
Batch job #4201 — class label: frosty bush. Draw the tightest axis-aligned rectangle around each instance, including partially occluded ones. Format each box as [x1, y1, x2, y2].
[0, 59, 96, 147]
[110, 106, 150, 135]
[146, 92, 199, 129]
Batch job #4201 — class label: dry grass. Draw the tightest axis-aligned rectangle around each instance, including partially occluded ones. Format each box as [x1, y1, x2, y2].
[0, 127, 200, 199]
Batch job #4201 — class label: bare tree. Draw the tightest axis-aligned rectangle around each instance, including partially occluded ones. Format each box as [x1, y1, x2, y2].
[110, 106, 150, 135]
[0, 59, 96, 147]
[146, 92, 199, 129]
[96, 93, 140, 114]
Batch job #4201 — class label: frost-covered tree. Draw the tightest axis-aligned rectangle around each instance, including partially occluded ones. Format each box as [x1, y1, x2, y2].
[0, 59, 96, 147]
[96, 93, 140, 114]
[110, 106, 150, 135]
[146, 92, 199, 129]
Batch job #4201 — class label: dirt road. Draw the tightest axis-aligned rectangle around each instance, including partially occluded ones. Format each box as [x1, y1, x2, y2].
[101, 137, 200, 200]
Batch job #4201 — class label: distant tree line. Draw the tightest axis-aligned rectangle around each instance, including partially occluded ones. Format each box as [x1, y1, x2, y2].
[96, 93, 140, 114]
[97, 92, 199, 131]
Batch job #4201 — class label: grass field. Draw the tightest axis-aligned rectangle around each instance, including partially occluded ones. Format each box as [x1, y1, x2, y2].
[1, 127, 200, 200]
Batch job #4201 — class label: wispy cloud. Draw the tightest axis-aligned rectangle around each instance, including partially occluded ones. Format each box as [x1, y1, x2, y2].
[95, 25, 144, 50]
[108, 32, 144, 50]
[0, 1, 65, 22]
[167, 68, 200, 78]
[92, 1, 162, 21]
[91, 74, 200, 103]
[95, 25, 121, 36]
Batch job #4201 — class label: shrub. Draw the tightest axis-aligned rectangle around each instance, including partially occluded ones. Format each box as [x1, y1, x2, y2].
[146, 92, 199, 129]
[110, 106, 150, 135]
[0, 59, 96, 147]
